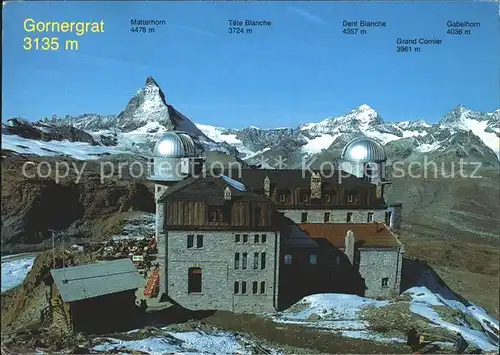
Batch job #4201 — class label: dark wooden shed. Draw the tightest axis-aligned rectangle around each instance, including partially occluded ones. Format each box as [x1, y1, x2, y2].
[49, 258, 145, 333]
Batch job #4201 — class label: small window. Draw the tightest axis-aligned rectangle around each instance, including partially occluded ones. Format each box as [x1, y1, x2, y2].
[187, 235, 194, 249]
[261, 234, 267, 243]
[234, 253, 240, 269]
[309, 254, 317, 265]
[241, 281, 247, 294]
[253, 252, 259, 269]
[324, 212, 330, 223]
[284, 254, 292, 265]
[367, 212, 374, 222]
[243, 234, 248, 243]
[301, 212, 308, 223]
[302, 194, 309, 203]
[235, 234, 241, 243]
[348, 194, 353, 202]
[261, 252, 266, 270]
[242, 252, 247, 270]
[157, 186, 162, 192]
[385, 211, 392, 225]
[252, 281, 258, 294]
[260, 281, 265, 294]
[279, 193, 287, 203]
[234, 281, 239, 294]
[324, 194, 331, 203]
[382, 277, 389, 288]
[254, 234, 259, 243]
[196, 235, 203, 248]
[347, 212, 352, 223]
[188, 267, 202, 293]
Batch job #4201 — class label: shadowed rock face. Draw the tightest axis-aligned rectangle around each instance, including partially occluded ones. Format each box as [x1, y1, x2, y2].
[1, 155, 155, 246]
[2, 118, 99, 146]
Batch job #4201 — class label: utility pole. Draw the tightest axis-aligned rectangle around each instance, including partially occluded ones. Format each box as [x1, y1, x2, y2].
[49, 229, 55, 269]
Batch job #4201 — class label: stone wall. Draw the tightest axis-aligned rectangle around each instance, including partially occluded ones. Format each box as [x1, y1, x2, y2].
[358, 248, 403, 299]
[166, 230, 280, 313]
[280, 209, 387, 224]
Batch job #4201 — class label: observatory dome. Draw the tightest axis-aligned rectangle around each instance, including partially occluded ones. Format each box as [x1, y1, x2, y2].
[341, 137, 387, 163]
[153, 131, 196, 158]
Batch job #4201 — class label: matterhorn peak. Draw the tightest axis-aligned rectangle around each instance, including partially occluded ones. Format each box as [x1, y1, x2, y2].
[145, 76, 160, 88]
[142, 76, 167, 106]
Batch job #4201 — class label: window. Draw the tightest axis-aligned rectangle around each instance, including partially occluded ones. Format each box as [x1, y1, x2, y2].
[324, 212, 330, 223]
[196, 235, 203, 248]
[252, 281, 258, 294]
[302, 194, 309, 203]
[284, 254, 292, 265]
[253, 252, 259, 269]
[261, 234, 267, 243]
[367, 212, 374, 222]
[261, 252, 266, 270]
[241, 281, 247, 294]
[242, 252, 248, 270]
[208, 207, 224, 222]
[234, 253, 240, 269]
[347, 212, 352, 223]
[235, 234, 241, 243]
[234, 281, 239, 294]
[279, 193, 287, 203]
[309, 254, 317, 265]
[188, 267, 202, 293]
[382, 278, 389, 288]
[385, 211, 392, 225]
[324, 194, 331, 203]
[260, 281, 265, 294]
[348, 194, 353, 202]
[243, 234, 248, 243]
[254, 234, 259, 243]
[187, 235, 194, 249]
[301, 212, 308, 223]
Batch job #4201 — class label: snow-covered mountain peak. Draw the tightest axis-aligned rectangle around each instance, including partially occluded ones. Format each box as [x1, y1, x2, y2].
[344, 104, 382, 125]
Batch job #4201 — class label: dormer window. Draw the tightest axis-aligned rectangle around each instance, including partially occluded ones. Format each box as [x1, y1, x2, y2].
[279, 193, 287, 203]
[347, 194, 353, 202]
[324, 194, 331, 203]
[224, 186, 231, 200]
[302, 194, 309, 203]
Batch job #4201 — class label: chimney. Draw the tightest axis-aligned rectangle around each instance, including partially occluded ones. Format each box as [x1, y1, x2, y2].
[224, 186, 232, 200]
[344, 230, 355, 264]
[310, 172, 322, 199]
[263, 176, 270, 198]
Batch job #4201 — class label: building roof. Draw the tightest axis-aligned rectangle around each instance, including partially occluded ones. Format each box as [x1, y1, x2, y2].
[298, 222, 400, 249]
[157, 175, 270, 204]
[222, 168, 367, 190]
[50, 259, 145, 303]
[280, 217, 319, 248]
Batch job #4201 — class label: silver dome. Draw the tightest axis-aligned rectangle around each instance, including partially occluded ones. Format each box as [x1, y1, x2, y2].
[341, 137, 387, 163]
[153, 131, 196, 158]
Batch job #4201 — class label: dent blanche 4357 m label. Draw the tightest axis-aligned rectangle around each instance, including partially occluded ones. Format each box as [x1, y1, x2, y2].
[342, 20, 387, 35]
[228, 20, 272, 35]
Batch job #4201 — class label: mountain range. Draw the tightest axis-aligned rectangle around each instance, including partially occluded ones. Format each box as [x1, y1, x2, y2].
[2, 76, 499, 167]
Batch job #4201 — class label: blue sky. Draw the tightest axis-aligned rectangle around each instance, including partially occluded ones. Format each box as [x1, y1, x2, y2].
[2, 1, 499, 128]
